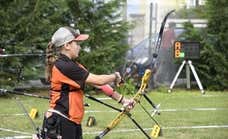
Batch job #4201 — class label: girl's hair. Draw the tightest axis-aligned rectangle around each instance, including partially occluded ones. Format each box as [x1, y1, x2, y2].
[45, 42, 58, 82]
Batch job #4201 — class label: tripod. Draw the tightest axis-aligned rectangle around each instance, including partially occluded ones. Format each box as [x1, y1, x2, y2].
[168, 60, 205, 94]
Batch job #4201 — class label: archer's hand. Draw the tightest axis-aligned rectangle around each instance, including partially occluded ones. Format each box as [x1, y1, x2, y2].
[114, 72, 122, 86]
[121, 98, 135, 110]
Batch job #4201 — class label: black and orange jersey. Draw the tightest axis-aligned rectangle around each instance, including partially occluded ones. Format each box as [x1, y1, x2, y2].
[49, 54, 89, 124]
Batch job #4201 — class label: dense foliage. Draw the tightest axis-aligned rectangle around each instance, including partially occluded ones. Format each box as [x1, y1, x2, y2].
[175, 5, 207, 19]
[0, 0, 130, 87]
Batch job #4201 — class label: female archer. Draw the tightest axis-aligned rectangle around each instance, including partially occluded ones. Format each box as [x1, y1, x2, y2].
[42, 26, 135, 139]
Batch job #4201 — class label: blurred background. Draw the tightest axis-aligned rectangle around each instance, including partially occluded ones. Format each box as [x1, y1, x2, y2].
[0, 0, 227, 91]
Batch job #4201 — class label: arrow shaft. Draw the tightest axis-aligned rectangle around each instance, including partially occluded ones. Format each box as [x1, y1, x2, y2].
[85, 94, 122, 112]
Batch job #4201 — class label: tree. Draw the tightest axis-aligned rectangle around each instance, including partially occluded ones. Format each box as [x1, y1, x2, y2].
[178, 1, 228, 90]
[0, 0, 67, 87]
[0, 0, 130, 87]
[66, 0, 130, 73]
[206, 0, 228, 59]
[203, 0, 228, 90]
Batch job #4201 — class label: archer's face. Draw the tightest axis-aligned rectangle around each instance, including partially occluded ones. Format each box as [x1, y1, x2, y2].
[68, 41, 81, 59]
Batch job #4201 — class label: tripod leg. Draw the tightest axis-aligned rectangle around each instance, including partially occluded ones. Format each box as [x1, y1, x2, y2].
[168, 60, 186, 92]
[188, 60, 205, 94]
[186, 63, 191, 89]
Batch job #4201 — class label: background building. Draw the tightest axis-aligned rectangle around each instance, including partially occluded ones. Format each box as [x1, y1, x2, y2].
[126, 0, 206, 47]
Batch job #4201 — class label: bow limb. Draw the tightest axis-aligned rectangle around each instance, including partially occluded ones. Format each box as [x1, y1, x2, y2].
[96, 69, 152, 139]
[154, 9, 175, 54]
[139, 10, 176, 115]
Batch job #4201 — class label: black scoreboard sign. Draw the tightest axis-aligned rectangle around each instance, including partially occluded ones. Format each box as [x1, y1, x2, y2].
[173, 41, 200, 59]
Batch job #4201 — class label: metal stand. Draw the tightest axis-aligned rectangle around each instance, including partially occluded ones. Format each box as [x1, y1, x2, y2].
[168, 60, 205, 94]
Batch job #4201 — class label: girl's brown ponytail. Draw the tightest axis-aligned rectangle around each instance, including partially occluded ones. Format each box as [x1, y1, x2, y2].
[45, 42, 58, 82]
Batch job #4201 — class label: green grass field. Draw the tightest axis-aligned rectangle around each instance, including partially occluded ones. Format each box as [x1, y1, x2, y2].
[0, 89, 228, 139]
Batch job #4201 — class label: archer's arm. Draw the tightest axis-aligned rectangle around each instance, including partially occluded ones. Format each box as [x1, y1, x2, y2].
[93, 84, 135, 109]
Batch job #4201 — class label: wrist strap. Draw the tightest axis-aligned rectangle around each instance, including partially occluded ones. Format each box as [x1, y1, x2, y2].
[100, 85, 114, 97]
